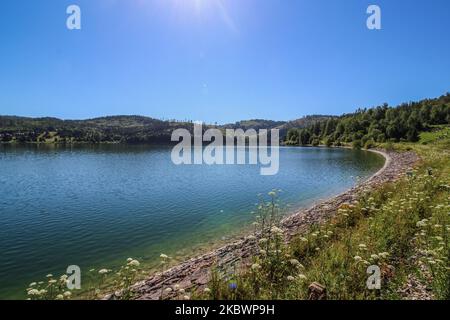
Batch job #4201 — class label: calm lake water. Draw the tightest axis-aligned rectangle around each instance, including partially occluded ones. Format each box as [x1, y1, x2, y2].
[0, 145, 384, 299]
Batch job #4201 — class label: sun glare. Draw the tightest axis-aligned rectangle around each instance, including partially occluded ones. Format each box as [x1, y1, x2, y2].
[166, 0, 238, 33]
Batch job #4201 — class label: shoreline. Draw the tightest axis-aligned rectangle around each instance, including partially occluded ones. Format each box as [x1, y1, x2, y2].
[106, 148, 420, 300]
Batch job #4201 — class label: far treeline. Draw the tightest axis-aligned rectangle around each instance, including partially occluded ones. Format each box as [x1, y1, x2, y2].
[0, 93, 449, 145]
[285, 93, 450, 149]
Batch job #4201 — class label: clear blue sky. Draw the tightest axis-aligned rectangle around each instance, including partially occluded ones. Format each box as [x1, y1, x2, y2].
[0, 0, 449, 123]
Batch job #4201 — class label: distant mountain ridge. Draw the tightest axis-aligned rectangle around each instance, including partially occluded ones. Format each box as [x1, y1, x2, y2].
[0, 114, 332, 144]
[1, 93, 448, 144]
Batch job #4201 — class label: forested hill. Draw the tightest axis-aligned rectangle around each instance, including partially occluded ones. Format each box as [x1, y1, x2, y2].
[0, 115, 330, 144]
[1, 93, 449, 144]
[285, 93, 450, 148]
[0, 115, 196, 144]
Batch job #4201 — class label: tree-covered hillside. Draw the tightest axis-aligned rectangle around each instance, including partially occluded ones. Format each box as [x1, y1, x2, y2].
[285, 93, 450, 148]
[0, 115, 333, 144]
[1, 93, 449, 145]
[221, 119, 286, 131]
[0, 115, 196, 144]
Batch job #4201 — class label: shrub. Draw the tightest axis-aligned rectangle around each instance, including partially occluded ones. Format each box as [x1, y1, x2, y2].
[312, 138, 320, 146]
[352, 140, 362, 149]
[364, 139, 375, 149]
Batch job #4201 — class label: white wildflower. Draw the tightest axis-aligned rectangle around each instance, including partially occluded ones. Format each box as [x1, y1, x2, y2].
[251, 263, 261, 271]
[298, 274, 307, 281]
[98, 269, 110, 275]
[27, 289, 40, 296]
[128, 259, 140, 267]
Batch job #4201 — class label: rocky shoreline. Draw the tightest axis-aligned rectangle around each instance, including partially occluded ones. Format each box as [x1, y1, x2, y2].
[106, 149, 420, 300]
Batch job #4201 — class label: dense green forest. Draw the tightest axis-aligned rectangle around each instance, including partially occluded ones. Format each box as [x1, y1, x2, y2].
[0, 116, 196, 144]
[285, 93, 450, 148]
[0, 114, 326, 144]
[1, 93, 449, 145]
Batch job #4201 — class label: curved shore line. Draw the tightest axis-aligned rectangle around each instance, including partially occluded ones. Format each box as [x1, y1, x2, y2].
[106, 148, 420, 300]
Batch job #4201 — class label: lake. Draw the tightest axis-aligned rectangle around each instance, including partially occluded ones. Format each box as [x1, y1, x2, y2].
[0, 145, 384, 299]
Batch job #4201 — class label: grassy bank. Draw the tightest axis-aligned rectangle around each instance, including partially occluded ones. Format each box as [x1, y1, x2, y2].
[195, 126, 449, 300]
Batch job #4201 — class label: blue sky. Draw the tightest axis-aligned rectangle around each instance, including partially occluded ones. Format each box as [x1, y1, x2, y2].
[0, 0, 449, 123]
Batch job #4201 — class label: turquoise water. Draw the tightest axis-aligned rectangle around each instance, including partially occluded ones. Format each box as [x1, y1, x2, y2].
[0, 145, 384, 299]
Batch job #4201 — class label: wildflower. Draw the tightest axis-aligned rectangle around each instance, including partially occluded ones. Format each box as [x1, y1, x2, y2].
[27, 289, 40, 296]
[370, 254, 379, 261]
[354, 256, 362, 262]
[358, 244, 367, 250]
[229, 282, 237, 290]
[48, 279, 57, 284]
[179, 289, 186, 294]
[289, 259, 300, 266]
[128, 259, 140, 267]
[268, 191, 277, 197]
[46, 274, 53, 278]
[298, 274, 307, 281]
[379, 252, 390, 259]
[29, 282, 37, 287]
[259, 238, 268, 244]
[174, 284, 180, 291]
[416, 220, 427, 228]
[251, 263, 261, 271]
[183, 295, 190, 300]
[160, 254, 169, 259]
[63, 291, 72, 297]
[259, 249, 267, 255]
[164, 287, 173, 293]
[39, 289, 47, 295]
[270, 226, 283, 234]
[98, 269, 110, 275]
[287, 276, 295, 281]
[127, 258, 133, 262]
[300, 237, 308, 243]
[55, 294, 64, 300]
[204, 288, 211, 293]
